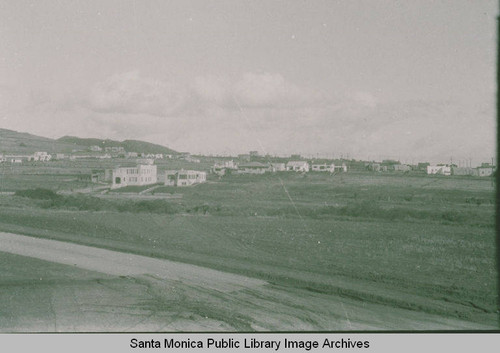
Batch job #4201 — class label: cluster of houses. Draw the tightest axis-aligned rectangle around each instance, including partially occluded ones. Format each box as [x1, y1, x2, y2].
[105, 159, 348, 190]
[365, 160, 496, 177]
[212, 160, 347, 176]
[426, 163, 495, 177]
[2, 146, 495, 192]
[89, 145, 168, 159]
[0, 151, 52, 164]
[0, 148, 178, 164]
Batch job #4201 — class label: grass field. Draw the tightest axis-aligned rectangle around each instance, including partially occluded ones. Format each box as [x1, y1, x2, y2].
[0, 170, 497, 329]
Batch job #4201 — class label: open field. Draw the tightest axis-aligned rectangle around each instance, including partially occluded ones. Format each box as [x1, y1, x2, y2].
[0, 170, 497, 330]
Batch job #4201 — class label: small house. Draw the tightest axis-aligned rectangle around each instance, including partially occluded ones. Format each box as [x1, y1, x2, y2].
[334, 163, 348, 172]
[311, 163, 335, 172]
[427, 165, 451, 176]
[393, 164, 411, 172]
[31, 151, 52, 162]
[164, 170, 207, 186]
[286, 161, 310, 172]
[476, 166, 494, 177]
[270, 163, 286, 172]
[237, 162, 269, 174]
[366, 163, 381, 172]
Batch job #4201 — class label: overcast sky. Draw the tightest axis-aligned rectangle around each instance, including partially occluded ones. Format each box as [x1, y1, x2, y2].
[0, 0, 497, 164]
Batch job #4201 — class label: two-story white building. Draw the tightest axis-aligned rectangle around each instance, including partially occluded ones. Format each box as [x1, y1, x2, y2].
[112, 164, 157, 188]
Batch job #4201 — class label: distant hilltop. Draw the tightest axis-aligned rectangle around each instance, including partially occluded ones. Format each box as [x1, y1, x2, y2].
[0, 128, 178, 155]
[57, 136, 178, 155]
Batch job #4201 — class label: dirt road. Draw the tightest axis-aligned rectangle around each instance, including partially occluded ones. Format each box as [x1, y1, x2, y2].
[0, 232, 495, 331]
[0, 232, 265, 292]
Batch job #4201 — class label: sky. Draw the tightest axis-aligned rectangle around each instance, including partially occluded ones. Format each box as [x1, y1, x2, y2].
[0, 0, 497, 164]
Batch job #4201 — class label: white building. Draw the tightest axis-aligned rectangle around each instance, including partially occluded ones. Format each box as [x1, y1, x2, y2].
[427, 165, 451, 176]
[393, 164, 411, 172]
[89, 145, 103, 152]
[212, 160, 238, 176]
[270, 163, 286, 172]
[286, 161, 310, 172]
[334, 163, 348, 172]
[105, 146, 125, 153]
[476, 166, 494, 177]
[164, 170, 207, 186]
[111, 164, 157, 188]
[223, 160, 237, 169]
[186, 156, 201, 163]
[31, 151, 52, 162]
[136, 158, 154, 165]
[311, 163, 335, 172]
[237, 162, 269, 174]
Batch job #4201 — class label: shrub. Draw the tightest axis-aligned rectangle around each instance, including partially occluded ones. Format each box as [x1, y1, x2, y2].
[15, 188, 61, 200]
[187, 204, 210, 214]
[116, 199, 180, 214]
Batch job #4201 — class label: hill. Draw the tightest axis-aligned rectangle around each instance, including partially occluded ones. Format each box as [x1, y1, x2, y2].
[0, 128, 86, 154]
[0, 129, 178, 155]
[57, 136, 178, 155]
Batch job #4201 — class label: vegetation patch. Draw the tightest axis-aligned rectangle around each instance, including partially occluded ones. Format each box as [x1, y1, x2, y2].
[14, 188, 61, 201]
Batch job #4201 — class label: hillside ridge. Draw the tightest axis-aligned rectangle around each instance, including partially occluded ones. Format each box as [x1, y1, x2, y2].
[0, 128, 177, 155]
[57, 136, 178, 155]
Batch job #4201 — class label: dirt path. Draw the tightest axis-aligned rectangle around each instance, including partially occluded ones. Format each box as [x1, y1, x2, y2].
[0, 232, 265, 292]
[0, 232, 496, 331]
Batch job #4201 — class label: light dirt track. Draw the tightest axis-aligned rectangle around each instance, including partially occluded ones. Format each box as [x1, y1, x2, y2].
[0, 232, 496, 331]
[0, 232, 265, 292]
